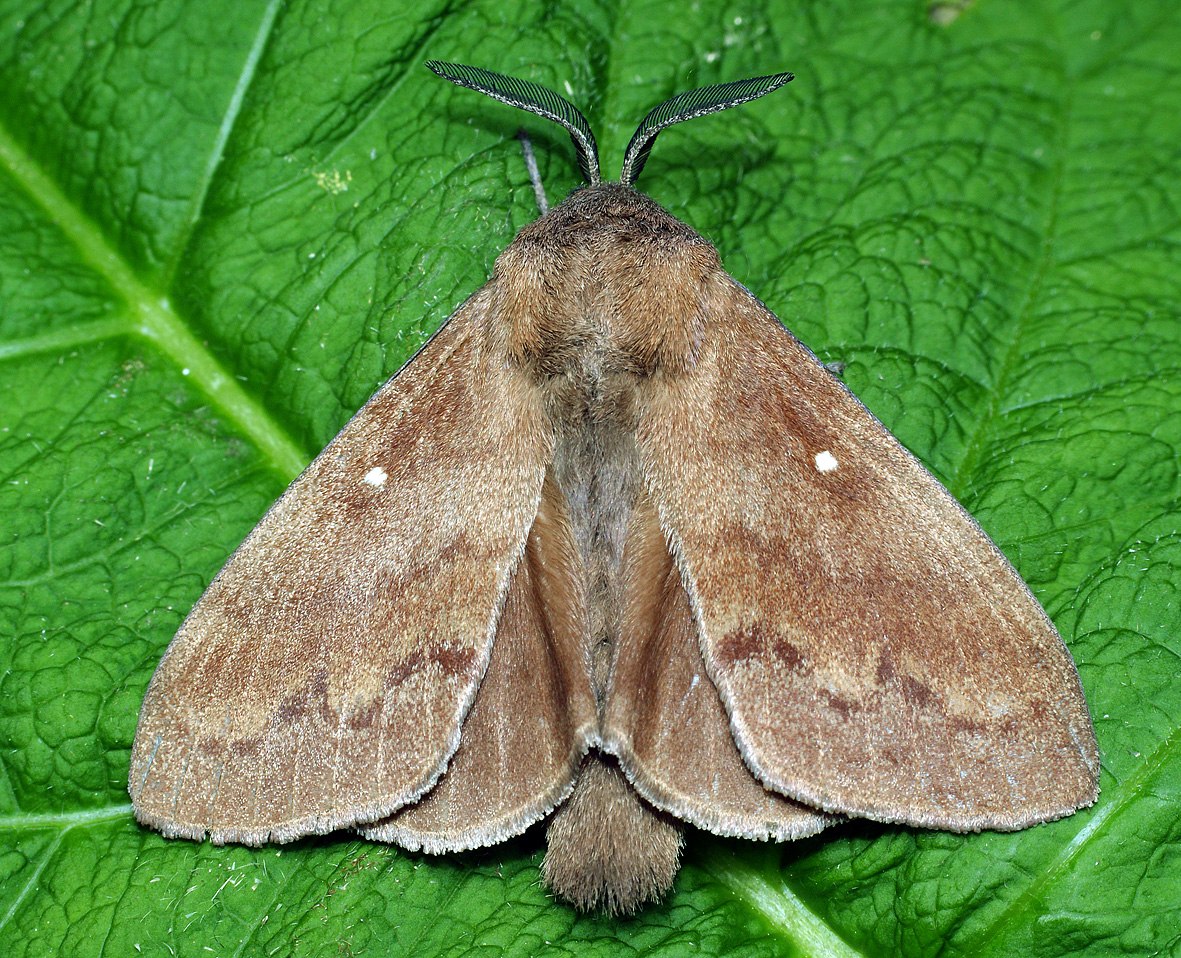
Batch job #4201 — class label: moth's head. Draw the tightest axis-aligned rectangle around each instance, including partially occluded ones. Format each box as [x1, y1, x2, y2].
[424, 60, 793, 192]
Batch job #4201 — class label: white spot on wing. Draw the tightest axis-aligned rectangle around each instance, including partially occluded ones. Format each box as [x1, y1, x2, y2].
[362, 466, 388, 487]
[815, 450, 839, 473]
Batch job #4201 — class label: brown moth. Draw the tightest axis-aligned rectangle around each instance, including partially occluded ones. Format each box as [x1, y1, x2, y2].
[130, 61, 1100, 915]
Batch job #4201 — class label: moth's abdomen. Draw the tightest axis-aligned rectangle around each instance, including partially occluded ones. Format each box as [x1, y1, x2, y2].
[543, 757, 682, 915]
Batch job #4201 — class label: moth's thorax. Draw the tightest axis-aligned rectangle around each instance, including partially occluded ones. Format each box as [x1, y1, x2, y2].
[490, 183, 721, 400]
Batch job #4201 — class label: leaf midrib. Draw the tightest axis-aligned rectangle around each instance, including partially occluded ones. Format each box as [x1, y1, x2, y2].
[0, 35, 305, 482]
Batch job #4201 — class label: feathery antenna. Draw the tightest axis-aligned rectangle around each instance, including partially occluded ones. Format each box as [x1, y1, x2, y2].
[426, 61, 600, 185]
[620, 72, 794, 186]
[426, 62, 794, 189]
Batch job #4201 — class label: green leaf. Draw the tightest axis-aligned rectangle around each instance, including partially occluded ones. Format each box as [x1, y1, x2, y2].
[1, 0, 1178, 955]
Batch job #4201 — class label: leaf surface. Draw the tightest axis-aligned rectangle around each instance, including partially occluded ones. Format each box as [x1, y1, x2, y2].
[1, 0, 1178, 955]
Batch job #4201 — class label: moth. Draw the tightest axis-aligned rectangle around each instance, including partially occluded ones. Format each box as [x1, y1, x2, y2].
[130, 61, 1100, 915]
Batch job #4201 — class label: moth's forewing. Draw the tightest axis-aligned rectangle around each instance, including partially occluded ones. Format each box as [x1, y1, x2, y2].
[130, 292, 554, 843]
[635, 274, 1099, 829]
